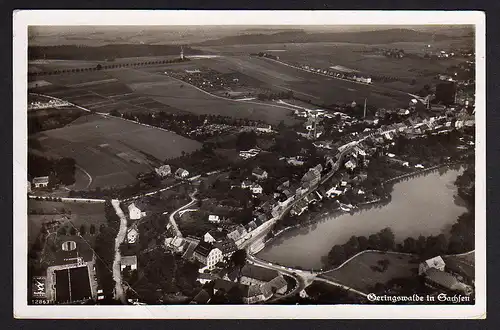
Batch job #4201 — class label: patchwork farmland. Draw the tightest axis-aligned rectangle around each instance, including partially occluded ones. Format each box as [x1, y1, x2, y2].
[31, 114, 201, 189]
[29, 62, 300, 124]
[197, 40, 468, 94]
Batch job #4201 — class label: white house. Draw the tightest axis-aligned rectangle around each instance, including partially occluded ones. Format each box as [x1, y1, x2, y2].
[252, 167, 268, 180]
[165, 236, 184, 253]
[204, 229, 227, 243]
[345, 159, 357, 170]
[208, 215, 221, 224]
[326, 187, 344, 198]
[193, 241, 223, 270]
[287, 157, 305, 166]
[250, 184, 263, 195]
[128, 203, 145, 220]
[175, 168, 190, 179]
[241, 180, 253, 189]
[127, 227, 139, 244]
[204, 232, 216, 243]
[419, 256, 446, 275]
[32, 176, 49, 188]
[155, 165, 171, 177]
[120, 255, 137, 271]
[227, 225, 248, 242]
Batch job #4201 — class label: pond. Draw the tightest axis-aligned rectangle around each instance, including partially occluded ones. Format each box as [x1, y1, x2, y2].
[256, 167, 468, 270]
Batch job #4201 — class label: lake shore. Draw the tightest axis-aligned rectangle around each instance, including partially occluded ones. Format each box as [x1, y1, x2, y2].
[257, 163, 468, 270]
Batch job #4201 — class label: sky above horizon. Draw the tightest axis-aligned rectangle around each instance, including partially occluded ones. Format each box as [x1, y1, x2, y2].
[28, 25, 473, 46]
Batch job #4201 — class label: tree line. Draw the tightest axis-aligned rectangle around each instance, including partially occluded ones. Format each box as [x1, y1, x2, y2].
[29, 57, 190, 77]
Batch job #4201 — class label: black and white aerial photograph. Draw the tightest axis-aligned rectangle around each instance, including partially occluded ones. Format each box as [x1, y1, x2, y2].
[14, 10, 485, 319]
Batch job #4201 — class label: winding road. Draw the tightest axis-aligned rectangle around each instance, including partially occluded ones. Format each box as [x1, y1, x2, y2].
[164, 188, 198, 238]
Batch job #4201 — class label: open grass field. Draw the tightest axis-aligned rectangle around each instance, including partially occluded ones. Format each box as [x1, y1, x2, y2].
[30, 114, 201, 189]
[319, 251, 420, 293]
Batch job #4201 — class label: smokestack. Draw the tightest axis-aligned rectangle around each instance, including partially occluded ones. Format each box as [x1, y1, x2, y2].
[363, 98, 367, 118]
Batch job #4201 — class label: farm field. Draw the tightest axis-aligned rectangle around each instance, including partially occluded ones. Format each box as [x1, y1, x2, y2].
[319, 251, 420, 293]
[196, 40, 469, 94]
[28, 59, 102, 72]
[207, 55, 412, 108]
[30, 114, 201, 189]
[29, 63, 298, 124]
[30, 70, 185, 116]
[108, 67, 299, 125]
[27, 43, 437, 123]
[140, 54, 410, 109]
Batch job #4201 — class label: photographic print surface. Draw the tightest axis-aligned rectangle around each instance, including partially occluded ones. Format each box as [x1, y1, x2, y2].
[14, 10, 485, 319]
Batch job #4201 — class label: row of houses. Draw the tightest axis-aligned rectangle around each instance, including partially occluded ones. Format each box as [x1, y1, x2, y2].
[298, 64, 372, 84]
[154, 164, 190, 179]
[239, 148, 261, 160]
[28, 99, 70, 110]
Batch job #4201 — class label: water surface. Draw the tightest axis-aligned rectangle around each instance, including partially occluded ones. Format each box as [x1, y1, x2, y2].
[257, 168, 467, 269]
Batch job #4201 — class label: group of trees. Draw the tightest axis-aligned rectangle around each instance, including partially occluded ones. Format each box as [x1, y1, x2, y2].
[28, 153, 76, 186]
[28, 109, 85, 134]
[92, 201, 121, 303]
[455, 165, 475, 207]
[132, 249, 201, 303]
[326, 208, 474, 269]
[383, 49, 406, 59]
[235, 131, 257, 150]
[110, 110, 270, 142]
[256, 90, 294, 101]
[325, 228, 396, 267]
[447, 166, 475, 253]
[56, 224, 97, 237]
[388, 132, 463, 165]
[251, 52, 279, 60]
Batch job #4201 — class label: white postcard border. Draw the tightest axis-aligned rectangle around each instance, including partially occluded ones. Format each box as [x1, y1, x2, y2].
[13, 10, 486, 319]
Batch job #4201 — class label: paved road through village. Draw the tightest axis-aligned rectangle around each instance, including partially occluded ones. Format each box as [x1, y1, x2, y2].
[111, 199, 128, 304]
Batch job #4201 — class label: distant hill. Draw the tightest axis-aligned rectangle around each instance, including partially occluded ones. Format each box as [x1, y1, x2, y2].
[28, 44, 204, 61]
[194, 28, 455, 46]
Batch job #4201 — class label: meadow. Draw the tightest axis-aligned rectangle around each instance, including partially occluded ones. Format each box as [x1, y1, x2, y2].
[319, 251, 419, 293]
